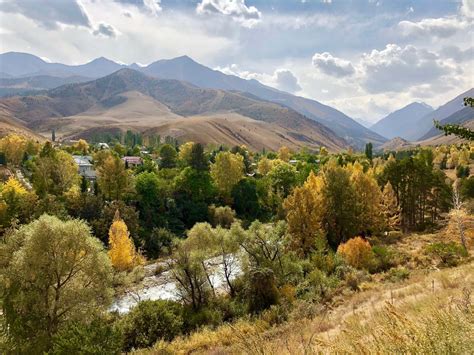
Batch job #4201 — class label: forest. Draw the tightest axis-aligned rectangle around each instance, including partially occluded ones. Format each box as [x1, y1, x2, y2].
[0, 132, 473, 354]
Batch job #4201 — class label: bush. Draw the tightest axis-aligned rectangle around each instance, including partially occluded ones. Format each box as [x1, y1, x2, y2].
[337, 237, 374, 270]
[245, 268, 280, 314]
[183, 307, 224, 332]
[371, 245, 396, 273]
[50, 318, 122, 354]
[144, 227, 176, 259]
[426, 242, 468, 267]
[456, 165, 470, 178]
[208, 205, 236, 228]
[120, 300, 184, 351]
[384, 267, 410, 283]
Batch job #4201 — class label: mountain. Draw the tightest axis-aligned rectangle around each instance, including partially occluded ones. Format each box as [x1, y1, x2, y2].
[0, 52, 385, 148]
[353, 117, 373, 128]
[371, 102, 433, 140]
[0, 52, 124, 78]
[0, 75, 91, 97]
[419, 106, 474, 140]
[379, 137, 413, 151]
[0, 69, 347, 151]
[409, 88, 474, 141]
[141, 56, 386, 148]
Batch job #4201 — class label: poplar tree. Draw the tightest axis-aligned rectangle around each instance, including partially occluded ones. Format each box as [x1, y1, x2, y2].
[108, 210, 141, 271]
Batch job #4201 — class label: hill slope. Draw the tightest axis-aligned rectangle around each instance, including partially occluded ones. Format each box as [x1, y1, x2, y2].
[0, 69, 347, 151]
[408, 88, 474, 141]
[371, 102, 433, 140]
[420, 106, 474, 140]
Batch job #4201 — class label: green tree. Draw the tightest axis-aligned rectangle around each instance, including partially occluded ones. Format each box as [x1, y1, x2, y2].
[0, 215, 113, 353]
[120, 300, 184, 351]
[267, 160, 297, 197]
[231, 178, 261, 220]
[96, 154, 133, 200]
[159, 144, 178, 169]
[365, 142, 373, 161]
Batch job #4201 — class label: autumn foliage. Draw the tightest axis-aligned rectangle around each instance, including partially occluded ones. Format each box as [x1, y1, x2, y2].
[108, 210, 142, 271]
[337, 236, 373, 269]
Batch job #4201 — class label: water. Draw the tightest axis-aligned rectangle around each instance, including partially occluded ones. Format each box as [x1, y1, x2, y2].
[110, 255, 242, 313]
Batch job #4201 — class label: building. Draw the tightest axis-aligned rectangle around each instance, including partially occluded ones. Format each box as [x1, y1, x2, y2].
[122, 156, 143, 167]
[73, 155, 96, 181]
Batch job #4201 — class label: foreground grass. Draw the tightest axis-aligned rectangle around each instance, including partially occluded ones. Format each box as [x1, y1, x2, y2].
[136, 260, 474, 354]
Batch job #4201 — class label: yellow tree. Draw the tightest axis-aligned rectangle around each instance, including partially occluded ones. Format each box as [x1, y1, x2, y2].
[210, 151, 244, 202]
[0, 133, 28, 166]
[337, 236, 373, 269]
[381, 181, 401, 231]
[108, 210, 141, 271]
[348, 162, 383, 234]
[278, 146, 291, 162]
[178, 142, 195, 164]
[257, 156, 273, 176]
[284, 171, 326, 256]
[73, 139, 89, 155]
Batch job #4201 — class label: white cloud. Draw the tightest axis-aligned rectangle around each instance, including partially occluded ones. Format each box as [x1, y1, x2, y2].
[215, 64, 302, 93]
[196, 0, 261, 28]
[461, 0, 474, 18]
[93, 23, 117, 38]
[360, 44, 451, 93]
[114, 0, 161, 15]
[0, 0, 91, 29]
[312, 52, 355, 77]
[398, 17, 468, 39]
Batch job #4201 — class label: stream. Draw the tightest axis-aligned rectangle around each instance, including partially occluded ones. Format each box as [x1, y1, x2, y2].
[110, 256, 242, 313]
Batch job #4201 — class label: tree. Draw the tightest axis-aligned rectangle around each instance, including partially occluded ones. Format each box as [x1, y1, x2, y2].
[246, 268, 279, 314]
[257, 156, 273, 176]
[434, 97, 474, 141]
[96, 154, 133, 200]
[0, 177, 37, 229]
[210, 151, 244, 202]
[267, 160, 297, 197]
[337, 236, 374, 269]
[381, 181, 401, 231]
[159, 144, 177, 168]
[73, 139, 89, 155]
[0, 215, 113, 352]
[136, 171, 168, 230]
[447, 183, 471, 253]
[189, 143, 208, 170]
[208, 205, 236, 228]
[108, 210, 142, 271]
[365, 142, 373, 161]
[32, 149, 80, 196]
[231, 178, 260, 219]
[284, 171, 325, 256]
[0, 133, 27, 166]
[348, 162, 383, 235]
[178, 141, 195, 164]
[278, 146, 291, 162]
[321, 163, 358, 247]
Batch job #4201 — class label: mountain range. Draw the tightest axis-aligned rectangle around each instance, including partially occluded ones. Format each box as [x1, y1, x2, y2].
[0, 52, 472, 150]
[0, 52, 386, 149]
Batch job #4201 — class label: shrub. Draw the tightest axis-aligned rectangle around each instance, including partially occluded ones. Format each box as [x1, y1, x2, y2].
[426, 242, 468, 267]
[456, 165, 470, 178]
[50, 318, 122, 354]
[145, 227, 176, 259]
[245, 268, 280, 314]
[120, 300, 184, 351]
[384, 267, 410, 282]
[208, 205, 236, 228]
[337, 237, 374, 270]
[260, 305, 288, 326]
[371, 245, 396, 273]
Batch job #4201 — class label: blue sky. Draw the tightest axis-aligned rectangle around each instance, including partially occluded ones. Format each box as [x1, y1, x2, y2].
[0, 0, 472, 121]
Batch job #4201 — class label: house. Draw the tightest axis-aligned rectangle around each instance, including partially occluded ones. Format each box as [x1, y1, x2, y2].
[97, 142, 110, 150]
[73, 155, 96, 181]
[122, 156, 143, 167]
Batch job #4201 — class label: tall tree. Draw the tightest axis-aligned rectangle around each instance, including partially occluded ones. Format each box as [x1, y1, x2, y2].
[108, 210, 141, 271]
[159, 144, 177, 169]
[96, 155, 132, 200]
[365, 142, 373, 161]
[210, 151, 244, 202]
[0, 133, 28, 166]
[0, 215, 113, 353]
[381, 181, 401, 231]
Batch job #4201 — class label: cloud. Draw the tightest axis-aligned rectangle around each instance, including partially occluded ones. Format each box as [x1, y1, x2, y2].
[93, 23, 117, 38]
[215, 65, 301, 93]
[0, 0, 91, 29]
[360, 44, 450, 93]
[461, 0, 474, 18]
[274, 69, 302, 93]
[196, 0, 261, 27]
[398, 17, 468, 38]
[441, 45, 474, 62]
[114, 0, 161, 15]
[312, 52, 355, 77]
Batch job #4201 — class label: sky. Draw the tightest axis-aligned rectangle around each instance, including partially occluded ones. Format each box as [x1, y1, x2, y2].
[0, 0, 473, 122]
